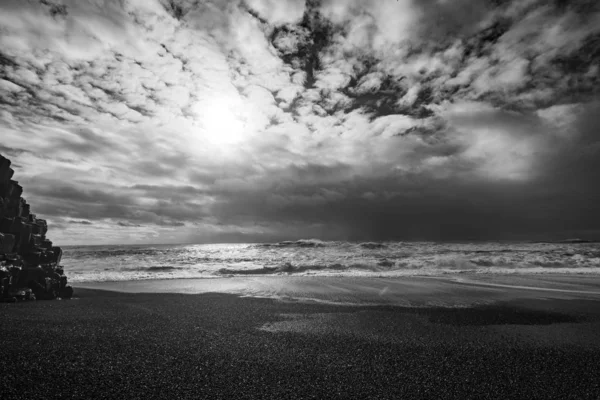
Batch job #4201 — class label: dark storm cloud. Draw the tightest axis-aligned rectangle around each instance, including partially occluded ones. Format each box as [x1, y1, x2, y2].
[27, 181, 135, 206]
[23, 178, 210, 228]
[534, 103, 600, 189]
[199, 159, 600, 241]
[31, 192, 198, 230]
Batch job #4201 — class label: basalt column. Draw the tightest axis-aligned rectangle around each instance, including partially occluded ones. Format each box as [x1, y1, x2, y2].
[0, 154, 72, 302]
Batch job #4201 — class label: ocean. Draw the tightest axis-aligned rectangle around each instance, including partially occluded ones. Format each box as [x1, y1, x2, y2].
[62, 240, 600, 283]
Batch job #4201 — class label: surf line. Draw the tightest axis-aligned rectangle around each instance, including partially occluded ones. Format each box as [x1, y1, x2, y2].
[446, 277, 600, 295]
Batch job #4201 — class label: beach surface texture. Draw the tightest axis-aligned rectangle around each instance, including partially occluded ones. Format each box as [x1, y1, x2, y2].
[2, 274, 600, 399]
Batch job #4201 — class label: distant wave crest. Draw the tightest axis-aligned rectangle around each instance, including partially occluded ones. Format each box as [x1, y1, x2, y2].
[359, 242, 387, 249]
[256, 239, 330, 248]
[256, 240, 389, 249]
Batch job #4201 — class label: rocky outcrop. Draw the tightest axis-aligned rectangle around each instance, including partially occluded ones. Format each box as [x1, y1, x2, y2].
[0, 154, 72, 302]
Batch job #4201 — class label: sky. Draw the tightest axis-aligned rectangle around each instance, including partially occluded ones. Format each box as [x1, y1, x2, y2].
[1, 0, 599, 245]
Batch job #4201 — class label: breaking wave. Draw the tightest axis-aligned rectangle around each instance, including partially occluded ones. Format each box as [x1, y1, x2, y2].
[141, 266, 181, 272]
[256, 239, 329, 248]
[359, 242, 387, 249]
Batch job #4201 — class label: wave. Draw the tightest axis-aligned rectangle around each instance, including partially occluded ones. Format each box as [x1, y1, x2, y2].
[359, 242, 387, 249]
[257, 240, 390, 249]
[217, 261, 393, 276]
[137, 266, 181, 272]
[256, 239, 330, 248]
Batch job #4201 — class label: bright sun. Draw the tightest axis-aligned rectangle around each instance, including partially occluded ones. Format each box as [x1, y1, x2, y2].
[195, 96, 246, 146]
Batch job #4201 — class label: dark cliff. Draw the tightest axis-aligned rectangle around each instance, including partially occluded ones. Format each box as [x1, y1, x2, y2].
[0, 154, 72, 301]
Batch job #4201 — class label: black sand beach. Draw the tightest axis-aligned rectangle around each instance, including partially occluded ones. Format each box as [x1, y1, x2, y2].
[2, 276, 600, 399]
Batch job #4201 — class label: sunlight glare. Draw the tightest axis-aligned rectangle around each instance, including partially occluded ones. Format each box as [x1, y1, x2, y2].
[194, 96, 246, 146]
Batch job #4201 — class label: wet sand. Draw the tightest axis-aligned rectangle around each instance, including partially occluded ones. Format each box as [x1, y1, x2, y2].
[76, 273, 600, 306]
[2, 275, 600, 399]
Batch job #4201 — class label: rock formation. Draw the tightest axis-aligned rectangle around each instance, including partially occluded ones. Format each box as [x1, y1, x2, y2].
[0, 154, 72, 302]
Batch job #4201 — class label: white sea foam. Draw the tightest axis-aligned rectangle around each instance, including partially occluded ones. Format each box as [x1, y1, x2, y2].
[61, 241, 600, 283]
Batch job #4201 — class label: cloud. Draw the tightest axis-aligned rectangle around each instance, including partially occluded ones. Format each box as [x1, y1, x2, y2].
[246, 0, 306, 25]
[117, 221, 142, 227]
[1, 0, 599, 244]
[68, 219, 93, 225]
